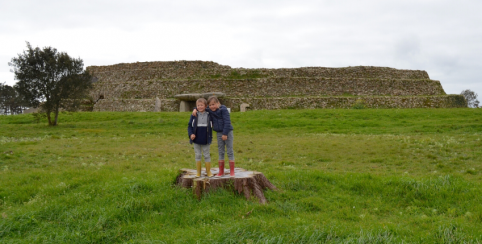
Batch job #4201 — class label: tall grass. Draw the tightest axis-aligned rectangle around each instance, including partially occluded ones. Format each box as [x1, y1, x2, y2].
[1, 108, 482, 243]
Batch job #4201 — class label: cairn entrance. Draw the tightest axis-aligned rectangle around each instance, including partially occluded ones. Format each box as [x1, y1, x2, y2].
[174, 92, 225, 112]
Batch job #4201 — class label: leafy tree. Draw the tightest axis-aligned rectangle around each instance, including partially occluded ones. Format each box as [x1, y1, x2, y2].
[9, 42, 92, 125]
[0, 82, 28, 115]
[460, 89, 480, 108]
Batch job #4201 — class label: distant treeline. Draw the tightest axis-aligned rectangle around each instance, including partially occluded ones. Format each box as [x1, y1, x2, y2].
[0, 82, 28, 115]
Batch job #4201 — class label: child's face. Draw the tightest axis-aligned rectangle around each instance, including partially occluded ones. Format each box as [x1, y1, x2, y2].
[209, 101, 219, 111]
[197, 102, 206, 112]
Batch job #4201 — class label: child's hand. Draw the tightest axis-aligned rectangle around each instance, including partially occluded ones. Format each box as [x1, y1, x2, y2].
[190, 134, 196, 140]
[192, 109, 197, 117]
[222, 135, 227, 141]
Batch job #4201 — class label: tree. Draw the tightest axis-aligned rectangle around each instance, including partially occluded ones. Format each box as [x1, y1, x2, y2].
[0, 82, 28, 115]
[9, 42, 92, 125]
[460, 89, 480, 108]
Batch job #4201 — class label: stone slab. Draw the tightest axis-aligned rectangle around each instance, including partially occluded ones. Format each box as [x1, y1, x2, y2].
[174, 92, 225, 101]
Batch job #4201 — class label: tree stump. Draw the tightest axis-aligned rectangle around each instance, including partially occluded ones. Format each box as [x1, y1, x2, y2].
[175, 168, 277, 204]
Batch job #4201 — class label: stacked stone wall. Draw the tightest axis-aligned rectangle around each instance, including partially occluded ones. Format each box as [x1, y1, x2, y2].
[224, 95, 466, 111]
[87, 61, 429, 80]
[93, 99, 179, 112]
[93, 95, 466, 112]
[91, 78, 445, 100]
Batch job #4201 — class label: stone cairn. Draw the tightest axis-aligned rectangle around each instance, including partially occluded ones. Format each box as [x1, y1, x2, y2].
[86, 60, 467, 112]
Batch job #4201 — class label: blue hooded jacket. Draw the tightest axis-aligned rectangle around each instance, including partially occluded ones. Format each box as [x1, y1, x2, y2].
[206, 105, 233, 135]
[187, 113, 213, 145]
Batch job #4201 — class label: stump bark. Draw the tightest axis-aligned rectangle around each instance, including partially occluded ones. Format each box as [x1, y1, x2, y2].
[175, 167, 277, 204]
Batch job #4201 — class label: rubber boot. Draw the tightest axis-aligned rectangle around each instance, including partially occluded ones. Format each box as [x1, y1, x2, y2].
[217, 160, 225, 176]
[196, 161, 202, 177]
[229, 160, 235, 177]
[205, 162, 213, 177]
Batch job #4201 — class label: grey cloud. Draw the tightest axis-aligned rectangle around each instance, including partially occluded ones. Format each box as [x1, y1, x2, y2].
[1, 0, 482, 96]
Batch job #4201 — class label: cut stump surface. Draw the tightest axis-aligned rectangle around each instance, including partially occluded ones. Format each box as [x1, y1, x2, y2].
[176, 168, 277, 204]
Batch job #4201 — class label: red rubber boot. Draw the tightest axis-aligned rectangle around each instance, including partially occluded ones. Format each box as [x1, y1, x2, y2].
[229, 160, 235, 177]
[217, 160, 225, 176]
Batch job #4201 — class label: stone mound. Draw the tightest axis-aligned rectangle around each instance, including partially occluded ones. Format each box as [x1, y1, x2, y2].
[86, 61, 466, 111]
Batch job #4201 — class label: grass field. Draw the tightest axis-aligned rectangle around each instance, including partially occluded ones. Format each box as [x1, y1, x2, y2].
[1, 108, 482, 243]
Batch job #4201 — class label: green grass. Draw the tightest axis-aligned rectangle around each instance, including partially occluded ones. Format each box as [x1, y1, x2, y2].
[1, 108, 482, 243]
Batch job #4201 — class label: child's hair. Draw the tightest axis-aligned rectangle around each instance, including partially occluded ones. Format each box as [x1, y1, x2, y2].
[196, 98, 208, 105]
[207, 96, 220, 104]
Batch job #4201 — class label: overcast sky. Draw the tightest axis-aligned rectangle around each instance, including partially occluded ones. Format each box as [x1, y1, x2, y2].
[1, 0, 481, 97]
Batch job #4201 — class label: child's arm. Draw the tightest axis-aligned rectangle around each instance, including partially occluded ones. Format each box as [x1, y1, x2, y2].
[221, 106, 232, 139]
[192, 107, 212, 117]
[187, 115, 196, 140]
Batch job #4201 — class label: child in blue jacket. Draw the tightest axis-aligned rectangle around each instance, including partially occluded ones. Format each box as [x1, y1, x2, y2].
[193, 96, 235, 177]
[188, 98, 213, 177]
